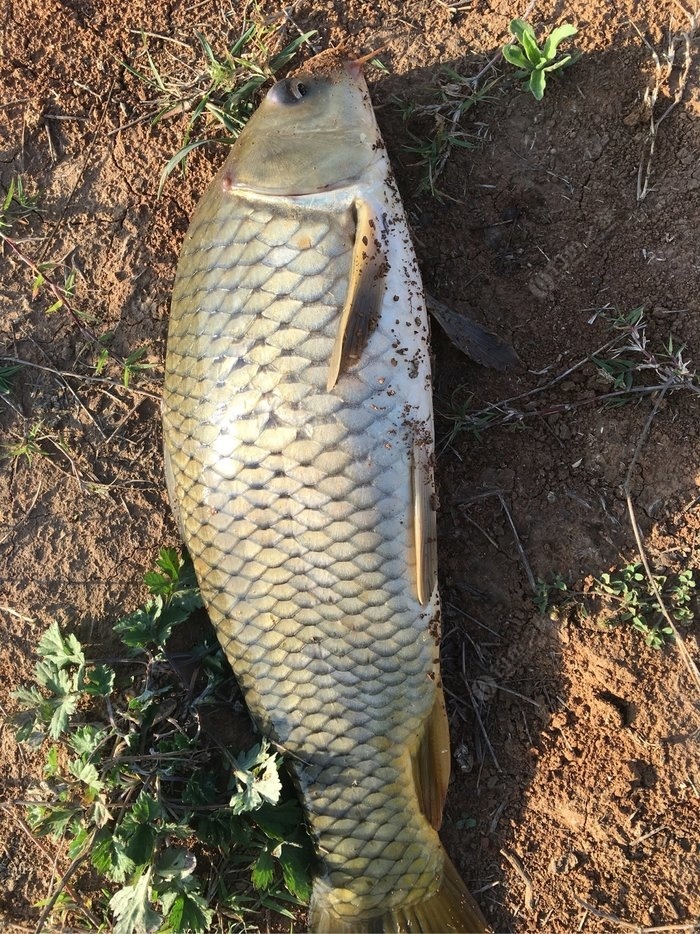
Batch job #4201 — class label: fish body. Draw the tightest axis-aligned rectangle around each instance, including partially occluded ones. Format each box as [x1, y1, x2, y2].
[163, 51, 488, 933]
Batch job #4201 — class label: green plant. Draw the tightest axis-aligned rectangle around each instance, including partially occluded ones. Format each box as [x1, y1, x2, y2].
[31, 262, 82, 316]
[397, 63, 500, 196]
[124, 21, 315, 195]
[0, 175, 42, 233]
[2, 420, 48, 464]
[589, 562, 697, 649]
[534, 575, 568, 614]
[503, 19, 579, 100]
[591, 306, 696, 398]
[12, 548, 312, 932]
[433, 304, 699, 450]
[0, 363, 22, 395]
[437, 382, 522, 452]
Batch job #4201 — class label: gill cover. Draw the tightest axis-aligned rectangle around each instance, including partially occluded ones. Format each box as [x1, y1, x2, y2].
[226, 52, 380, 195]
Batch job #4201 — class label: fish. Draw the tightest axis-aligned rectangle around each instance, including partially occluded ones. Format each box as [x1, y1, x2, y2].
[162, 48, 490, 933]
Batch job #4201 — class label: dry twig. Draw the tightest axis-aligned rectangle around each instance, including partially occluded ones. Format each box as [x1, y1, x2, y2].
[500, 847, 534, 911]
[633, 9, 700, 201]
[576, 897, 700, 932]
[623, 381, 700, 695]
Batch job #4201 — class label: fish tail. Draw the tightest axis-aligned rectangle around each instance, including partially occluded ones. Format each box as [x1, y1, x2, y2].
[308, 850, 490, 933]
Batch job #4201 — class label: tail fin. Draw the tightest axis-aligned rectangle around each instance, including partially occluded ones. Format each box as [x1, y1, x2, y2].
[308, 849, 490, 933]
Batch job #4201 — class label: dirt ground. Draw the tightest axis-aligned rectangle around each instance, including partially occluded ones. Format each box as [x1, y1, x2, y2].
[1, 0, 699, 931]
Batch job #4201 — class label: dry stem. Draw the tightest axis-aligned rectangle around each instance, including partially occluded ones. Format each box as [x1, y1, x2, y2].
[634, 9, 700, 202]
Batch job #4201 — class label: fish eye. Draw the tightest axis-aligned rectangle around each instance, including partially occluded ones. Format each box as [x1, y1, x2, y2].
[267, 77, 310, 105]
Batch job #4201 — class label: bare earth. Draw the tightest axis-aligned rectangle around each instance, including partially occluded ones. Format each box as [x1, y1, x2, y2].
[1, 0, 699, 931]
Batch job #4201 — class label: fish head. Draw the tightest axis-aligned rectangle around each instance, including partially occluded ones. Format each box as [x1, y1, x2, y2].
[224, 50, 382, 195]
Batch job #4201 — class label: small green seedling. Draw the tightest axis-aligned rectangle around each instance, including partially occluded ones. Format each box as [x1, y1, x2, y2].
[398, 64, 500, 196]
[0, 363, 22, 395]
[503, 19, 579, 100]
[0, 175, 42, 232]
[2, 421, 48, 464]
[534, 575, 568, 615]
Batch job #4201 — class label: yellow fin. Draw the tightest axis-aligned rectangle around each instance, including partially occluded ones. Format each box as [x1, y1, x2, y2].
[309, 847, 491, 933]
[414, 689, 451, 830]
[327, 199, 386, 391]
[412, 450, 437, 606]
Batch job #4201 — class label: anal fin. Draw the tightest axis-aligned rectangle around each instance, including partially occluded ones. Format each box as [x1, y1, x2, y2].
[327, 199, 387, 391]
[414, 688, 452, 829]
[412, 448, 437, 606]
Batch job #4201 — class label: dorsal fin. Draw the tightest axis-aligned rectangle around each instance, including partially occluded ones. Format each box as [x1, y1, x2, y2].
[327, 199, 387, 391]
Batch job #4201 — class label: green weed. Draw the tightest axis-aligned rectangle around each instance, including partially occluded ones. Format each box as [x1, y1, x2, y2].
[503, 19, 579, 100]
[0, 175, 42, 233]
[1, 179, 153, 389]
[534, 563, 696, 648]
[591, 306, 695, 397]
[12, 548, 312, 932]
[397, 64, 500, 196]
[589, 563, 696, 648]
[125, 21, 315, 195]
[0, 363, 22, 395]
[534, 575, 568, 615]
[2, 421, 49, 464]
[31, 262, 82, 317]
[437, 305, 698, 447]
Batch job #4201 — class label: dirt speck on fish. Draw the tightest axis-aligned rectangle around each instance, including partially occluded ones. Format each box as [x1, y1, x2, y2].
[162, 48, 490, 933]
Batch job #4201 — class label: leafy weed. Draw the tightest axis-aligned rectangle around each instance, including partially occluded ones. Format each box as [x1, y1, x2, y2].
[534, 574, 568, 615]
[503, 18, 579, 100]
[397, 63, 500, 196]
[534, 562, 696, 648]
[12, 548, 312, 932]
[0, 175, 42, 233]
[2, 421, 50, 464]
[590, 563, 697, 648]
[0, 363, 23, 395]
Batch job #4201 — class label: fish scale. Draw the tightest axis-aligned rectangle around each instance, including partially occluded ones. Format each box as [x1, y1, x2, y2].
[164, 181, 444, 918]
[163, 53, 489, 933]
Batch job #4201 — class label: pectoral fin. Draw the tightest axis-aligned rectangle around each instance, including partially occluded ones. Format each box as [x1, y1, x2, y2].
[412, 446, 437, 606]
[427, 293, 519, 371]
[327, 199, 387, 391]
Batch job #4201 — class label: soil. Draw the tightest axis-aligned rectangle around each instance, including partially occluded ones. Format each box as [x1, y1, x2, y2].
[1, 0, 699, 931]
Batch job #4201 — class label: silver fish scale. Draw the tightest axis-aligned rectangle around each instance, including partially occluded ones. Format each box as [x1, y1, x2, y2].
[163, 187, 445, 916]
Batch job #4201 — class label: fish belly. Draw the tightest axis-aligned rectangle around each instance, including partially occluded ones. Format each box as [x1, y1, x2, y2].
[163, 184, 445, 919]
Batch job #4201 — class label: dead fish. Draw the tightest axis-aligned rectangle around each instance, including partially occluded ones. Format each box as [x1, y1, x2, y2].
[162, 48, 490, 933]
